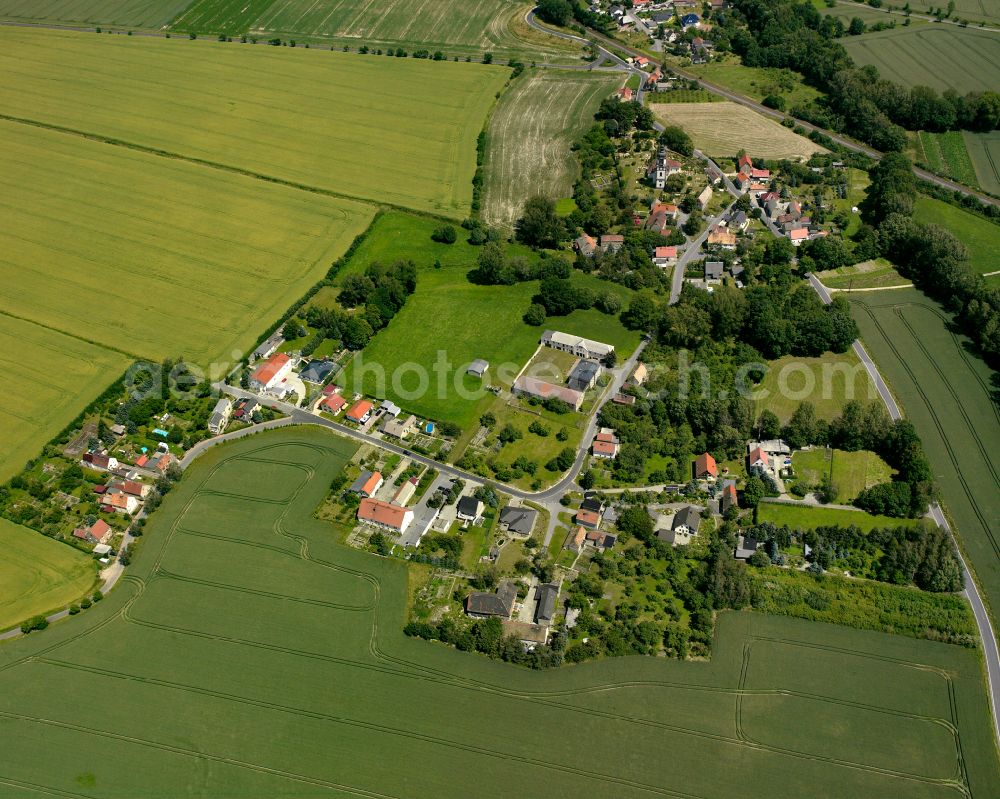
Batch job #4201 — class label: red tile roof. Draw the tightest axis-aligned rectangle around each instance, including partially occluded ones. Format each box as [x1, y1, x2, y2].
[360, 472, 383, 496]
[593, 440, 618, 456]
[251, 353, 290, 386]
[346, 399, 373, 422]
[654, 246, 677, 259]
[135, 455, 148, 467]
[789, 228, 809, 241]
[91, 519, 111, 540]
[748, 447, 768, 466]
[358, 498, 410, 531]
[695, 452, 718, 477]
[322, 394, 346, 414]
[576, 509, 601, 528]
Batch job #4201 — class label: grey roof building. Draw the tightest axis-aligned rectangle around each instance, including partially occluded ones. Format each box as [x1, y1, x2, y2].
[705, 261, 724, 281]
[672, 505, 702, 534]
[534, 583, 559, 625]
[299, 359, 337, 384]
[466, 581, 517, 618]
[499, 506, 537, 536]
[567, 359, 601, 392]
[467, 359, 489, 378]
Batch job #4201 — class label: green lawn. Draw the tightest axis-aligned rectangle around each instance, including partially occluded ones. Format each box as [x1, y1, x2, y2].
[757, 501, 923, 532]
[790, 448, 895, 504]
[816, 258, 911, 290]
[753, 351, 878, 423]
[687, 60, 822, 109]
[0, 518, 98, 632]
[336, 214, 641, 429]
[0, 26, 507, 216]
[913, 196, 1000, 275]
[850, 288, 1000, 648]
[0, 427, 995, 796]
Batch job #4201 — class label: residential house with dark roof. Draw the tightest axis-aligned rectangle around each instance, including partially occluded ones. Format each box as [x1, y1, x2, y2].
[457, 495, 484, 522]
[671, 505, 702, 544]
[299, 359, 337, 385]
[567, 359, 601, 392]
[465, 581, 518, 618]
[534, 583, 559, 625]
[499, 506, 537, 536]
[704, 261, 724, 283]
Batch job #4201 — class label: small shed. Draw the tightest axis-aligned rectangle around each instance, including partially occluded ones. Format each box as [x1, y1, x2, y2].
[467, 359, 489, 378]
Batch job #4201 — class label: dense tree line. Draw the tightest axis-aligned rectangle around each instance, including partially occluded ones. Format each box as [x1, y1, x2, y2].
[324, 259, 417, 349]
[860, 154, 1000, 365]
[404, 616, 565, 668]
[724, 0, 1000, 148]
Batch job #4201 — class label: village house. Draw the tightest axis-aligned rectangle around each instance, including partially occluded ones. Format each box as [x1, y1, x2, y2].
[456, 495, 484, 523]
[541, 330, 615, 361]
[251, 331, 284, 362]
[697, 185, 713, 210]
[499, 505, 537, 537]
[382, 414, 415, 440]
[566, 525, 587, 552]
[72, 519, 112, 545]
[299, 359, 337, 385]
[704, 261, 724, 284]
[231, 396, 259, 423]
[671, 505, 701, 543]
[720, 479, 738, 514]
[345, 399, 374, 424]
[393, 478, 418, 507]
[534, 583, 560, 625]
[467, 359, 489, 378]
[321, 393, 347, 415]
[82, 452, 119, 473]
[707, 226, 737, 249]
[512, 376, 584, 411]
[465, 581, 517, 619]
[600, 234, 624, 253]
[574, 233, 598, 257]
[567, 359, 601, 392]
[575, 508, 601, 530]
[249, 352, 293, 394]
[357, 497, 413, 535]
[789, 227, 809, 245]
[747, 446, 770, 473]
[349, 470, 383, 498]
[207, 397, 232, 435]
[103, 491, 140, 515]
[694, 451, 718, 481]
[617, 86, 634, 102]
[631, 362, 648, 385]
[145, 451, 175, 475]
[735, 534, 762, 561]
[592, 428, 620, 459]
[653, 245, 678, 267]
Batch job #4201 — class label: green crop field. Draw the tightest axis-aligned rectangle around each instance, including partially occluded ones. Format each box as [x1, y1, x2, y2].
[334, 212, 641, 429]
[843, 25, 1000, 93]
[0, 519, 98, 632]
[0, 315, 131, 482]
[0, 0, 188, 27]
[757, 500, 923, 532]
[913, 196, 1000, 275]
[482, 70, 622, 230]
[0, 427, 995, 796]
[0, 119, 373, 366]
[963, 129, 1000, 196]
[0, 26, 507, 215]
[753, 352, 878, 423]
[850, 288, 1000, 636]
[791, 447, 895, 504]
[914, 130, 979, 187]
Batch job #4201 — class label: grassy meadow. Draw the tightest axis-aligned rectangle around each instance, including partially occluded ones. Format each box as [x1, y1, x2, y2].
[0, 26, 507, 215]
[843, 25, 1000, 94]
[791, 447, 895, 504]
[334, 213, 641, 429]
[850, 288, 1000, 635]
[912, 196, 1000, 275]
[816, 258, 911, 290]
[0, 314, 131, 482]
[0, 427, 995, 796]
[481, 69, 622, 230]
[963, 129, 1000, 196]
[687, 60, 822, 109]
[0, 519, 98, 632]
[0, 119, 374, 364]
[651, 101, 824, 160]
[753, 351, 878, 423]
[757, 500, 922, 532]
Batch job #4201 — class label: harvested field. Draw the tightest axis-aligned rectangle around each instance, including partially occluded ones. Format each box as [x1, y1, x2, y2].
[0, 519, 98, 632]
[0, 426, 995, 797]
[0, 314, 130, 482]
[651, 101, 824, 160]
[963, 129, 1000, 196]
[843, 25, 1000, 93]
[482, 70, 622, 230]
[0, 26, 507, 215]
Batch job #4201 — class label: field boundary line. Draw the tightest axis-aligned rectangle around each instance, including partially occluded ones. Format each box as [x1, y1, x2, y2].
[0, 308, 142, 361]
[0, 114, 471, 223]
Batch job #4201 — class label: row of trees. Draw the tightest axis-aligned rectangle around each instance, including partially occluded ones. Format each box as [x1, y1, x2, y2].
[726, 0, 1000, 147]
[862, 153, 1000, 364]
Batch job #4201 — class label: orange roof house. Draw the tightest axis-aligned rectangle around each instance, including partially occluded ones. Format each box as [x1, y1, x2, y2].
[694, 452, 718, 480]
[249, 353, 291, 391]
[357, 498, 413, 534]
[747, 447, 769, 470]
[575, 509, 601, 529]
[360, 471, 383, 497]
[346, 399, 374, 423]
[322, 394, 346, 415]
